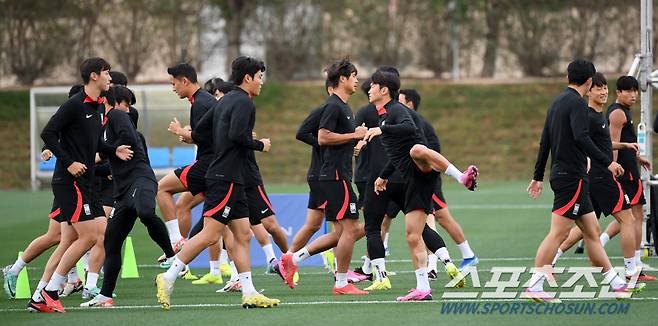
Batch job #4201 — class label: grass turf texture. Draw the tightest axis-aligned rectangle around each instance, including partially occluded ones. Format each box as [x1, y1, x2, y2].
[1, 181, 657, 325]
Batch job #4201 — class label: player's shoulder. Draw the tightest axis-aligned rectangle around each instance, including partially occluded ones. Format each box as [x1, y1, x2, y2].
[195, 90, 218, 108]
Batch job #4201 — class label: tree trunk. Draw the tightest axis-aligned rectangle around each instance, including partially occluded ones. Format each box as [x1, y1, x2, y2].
[480, 0, 500, 78]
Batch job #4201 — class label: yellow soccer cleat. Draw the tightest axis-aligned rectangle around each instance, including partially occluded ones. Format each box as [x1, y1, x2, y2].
[293, 271, 300, 285]
[192, 273, 223, 285]
[220, 263, 232, 278]
[155, 273, 174, 311]
[364, 277, 392, 291]
[446, 262, 466, 288]
[241, 293, 281, 309]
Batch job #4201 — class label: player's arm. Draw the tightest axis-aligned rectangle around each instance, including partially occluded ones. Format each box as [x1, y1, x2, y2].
[189, 106, 215, 144]
[532, 114, 550, 182]
[612, 141, 638, 152]
[40, 101, 76, 169]
[608, 109, 626, 162]
[380, 109, 416, 136]
[296, 112, 319, 146]
[571, 103, 621, 176]
[227, 100, 266, 151]
[318, 104, 365, 145]
[423, 121, 441, 152]
[98, 112, 134, 161]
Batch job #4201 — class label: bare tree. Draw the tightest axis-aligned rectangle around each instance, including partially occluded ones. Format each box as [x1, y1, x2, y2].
[480, 0, 505, 77]
[154, 0, 204, 67]
[210, 0, 258, 74]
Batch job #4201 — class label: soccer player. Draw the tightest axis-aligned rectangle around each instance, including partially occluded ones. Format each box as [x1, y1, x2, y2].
[156, 56, 280, 310]
[156, 63, 217, 261]
[3, 85, 83, 300]
[527, 60, 642, 303]
[80, 85, 176, 307]
[551, 73, 640, 280]
[363, 70, 477, 301]
[280, 59, 368, 295]
[398, 89, 479, 275]
[35, 58, 134, 313]
[603, 76, 656, 281]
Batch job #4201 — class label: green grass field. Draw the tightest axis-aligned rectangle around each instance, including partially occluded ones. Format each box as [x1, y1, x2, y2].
[1, 181, 657, 325]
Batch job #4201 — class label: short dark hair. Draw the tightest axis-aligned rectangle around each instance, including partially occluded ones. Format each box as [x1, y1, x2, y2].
[229, 56, 266, 85]
[371, 70, 400, 100]
[204, 77, 234, 95]
[400, 89, 421, 110]
[377, 65, 400, 77]
[68, 84, 84, 98]
[109, 71, 128, 86]
[326, 58, 357, 88]
[616, 75, 639, 92]
[167, 63, 198, 83]
[590, 72, 607, 90]
[360, 77, 372, 96]
[324, 78, 332, 95]
[567, 59, 596, 86]
[128, 106, 139, 128]
[102, 86, 117, 106]
[114, 86, 134, 106]
[80, 57, 111, 84]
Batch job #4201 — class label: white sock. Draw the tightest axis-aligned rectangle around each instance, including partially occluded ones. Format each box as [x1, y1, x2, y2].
[67, 266, 79, 283]
[335, 272, 348, 288]
[603, 268, 626, 289]
[444, 164, 464, 183]
[600, 233, 610, 247]
[8, 257, 26, 276]
[45, 272, 66, 292]
[415, 267, 431, 291]
[634, 250, 642, 267]
[82, 251, 91, 270]
[32, 281, 48, 301]
[238, 272, 258, 295]
[209, 260, 220, 276]
[435, 247, 452, 264]
[293, 247, 310, 266]
[163, 257, 185, 282]
[262, 244, 276, 264]
[371, 258, 387, 281]
[427, 254, 439, 272]
[624, 257, 638, 277]
[361, 256, 372, 274]
[229, 261, 239, 282]
[219, 249, 229, 264]
[457, 241, 475, 259]
[383, 233, 390, 250]
[551, 248, 563, 266]
[165, 219, 183, 244]
[528, 272, 545, 292]
[85, 272, 99, 289]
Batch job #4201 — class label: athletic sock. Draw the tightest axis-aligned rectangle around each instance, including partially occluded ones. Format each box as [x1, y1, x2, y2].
[415, 267, 430, 291]
[600, 233, 610, 247]
[85, 272, 99, 289]
[444, 164, 464, 183]
[634, 250, 642, 268]
[528, 272, 545, 292]
[435, 247, 452, 265]
[292, 247, 310, 266]
[238, 272, 257, 295]
[163, 257, 185, 282]
[262, 244, 276, 264]
[427, 254, 439, 272]
[383, 232, 390, 250]
[335, 272, 348, 288]
[165, 219, 183, 245]
[209, 260, 220, 276]
[457, 240, 475, 259]
[371, 258, 387, 281]
[67, 266, 79, 283]
[229, 261, 239, 282]
[219, 249, 229, 264]
[32, 281, 47, 301]
[624, 257, 638, 277]
[45, 272, 66, 292]
[8, 256, 26, 276]
[361, 256, 372, 274]
[82, 251, 91, 271]
[603, 269, 626, 290]
[551, 248, 563, 266]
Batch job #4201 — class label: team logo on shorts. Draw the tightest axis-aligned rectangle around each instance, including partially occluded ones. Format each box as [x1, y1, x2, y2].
[350, 203, 357, 213]
[624, 194, 630, 204]
[572, 203, 580, 215]
[83, 204, 91, 216]
[222, 206, 231, 218]
[109, 208, 115, 219]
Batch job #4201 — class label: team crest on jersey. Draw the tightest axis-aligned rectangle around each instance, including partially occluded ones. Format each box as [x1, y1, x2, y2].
[83, 204, 91, 216]
[222, 206, 231, 218]
[350, 203, 357, 214]
[573, 203, 580, 215]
